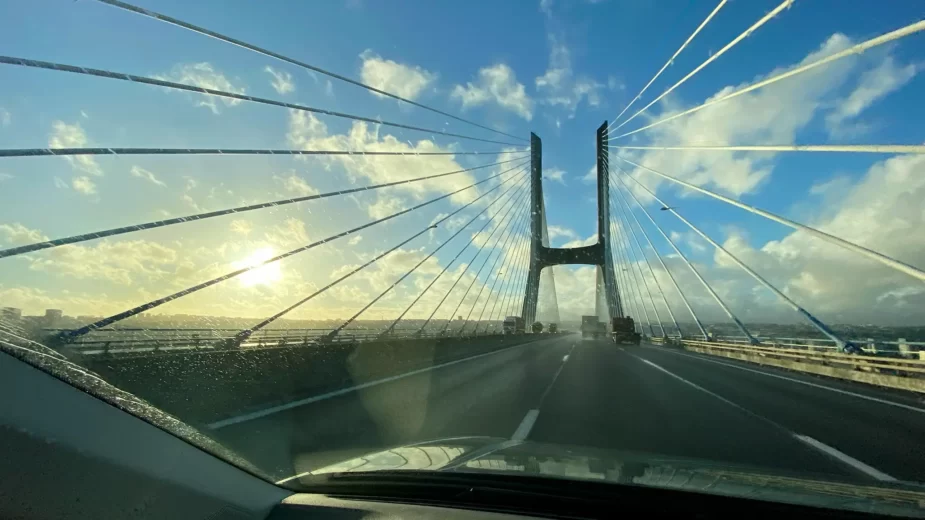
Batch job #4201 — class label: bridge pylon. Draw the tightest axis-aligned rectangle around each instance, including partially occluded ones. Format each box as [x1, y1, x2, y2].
[522, 123, 623, 324]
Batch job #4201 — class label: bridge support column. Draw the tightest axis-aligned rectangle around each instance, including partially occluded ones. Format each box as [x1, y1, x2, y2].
[522, 133, 543, 325]
[598, 122, 622, 320]
[521, 124, 624, 326]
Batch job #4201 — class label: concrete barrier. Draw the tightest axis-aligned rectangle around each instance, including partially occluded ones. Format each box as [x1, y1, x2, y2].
[682, 344, 925, 394]
[80, 334, 546, 425]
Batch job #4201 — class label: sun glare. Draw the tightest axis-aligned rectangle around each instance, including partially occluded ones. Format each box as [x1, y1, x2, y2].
[234, 248, 282, 287]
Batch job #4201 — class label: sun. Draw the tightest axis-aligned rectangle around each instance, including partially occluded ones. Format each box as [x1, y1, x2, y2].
[233, 247, 282, 287]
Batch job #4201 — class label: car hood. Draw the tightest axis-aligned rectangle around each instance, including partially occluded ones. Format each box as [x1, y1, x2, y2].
[309, 436, 925, 517]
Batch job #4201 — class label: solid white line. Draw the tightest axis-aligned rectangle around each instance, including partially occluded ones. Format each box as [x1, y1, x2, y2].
[645, 346, 925, 415]
[208, 338, 553, 430]
[635, 357, 772, 423]
[637, 356, 900, 481]
[512, 409, 540, 441]
[793, 435, 897, 482]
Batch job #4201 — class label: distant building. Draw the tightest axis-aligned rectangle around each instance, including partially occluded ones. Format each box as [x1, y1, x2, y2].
[43, 309, 64, 328]
[1, 307, 25, 335]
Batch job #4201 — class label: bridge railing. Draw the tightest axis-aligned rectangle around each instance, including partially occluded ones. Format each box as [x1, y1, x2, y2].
[649, 337, 925, 394]
[44, 325, 523, 356]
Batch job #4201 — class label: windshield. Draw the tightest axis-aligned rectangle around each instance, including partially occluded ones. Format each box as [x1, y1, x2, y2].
[3, 1, 925, 516]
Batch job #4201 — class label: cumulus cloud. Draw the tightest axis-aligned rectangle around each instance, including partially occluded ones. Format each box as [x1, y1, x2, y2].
[0, 223, 49, 245]
[264, 66, 296, 95]
[359, 51, 437, 101]
[535, 36, 604, 117]
[71, 176, 97, 195]
[826, 55, 918, 136]
[615, 33, 868, 198]
[49, 121, 102, 177]
[561, 233, 597, 249]
[154, 62, 246, 114]
[274, 171, 320, 196]
[547, 225, 578, 242]
[130, 166, 166, 187]
[581, 165, 597, 184]
[286, 110, 491, 216]
[451, 64, 534, 120]
[544, 167, 567, 185]
[6, 223, 185, 286]
[230, 220, 253, 236]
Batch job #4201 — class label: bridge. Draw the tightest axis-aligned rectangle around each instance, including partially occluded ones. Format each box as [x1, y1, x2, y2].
[1, 0, 925, 487]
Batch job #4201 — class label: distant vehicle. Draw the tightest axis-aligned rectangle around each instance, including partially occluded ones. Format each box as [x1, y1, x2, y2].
[581, 315, 603, 339]
[548, 323, 558, 334]
[612, 316, 641, 345]
[532, 321, 544, 334]
[502, 316, 525, 335]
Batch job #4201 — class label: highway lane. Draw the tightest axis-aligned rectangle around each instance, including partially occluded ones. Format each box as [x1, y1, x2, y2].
[210, 334, 574, 480]
[207, 335, 925, 485]
[628, 344, 925, 482]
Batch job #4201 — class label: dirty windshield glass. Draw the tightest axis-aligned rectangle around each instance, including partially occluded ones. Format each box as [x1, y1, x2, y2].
[2, 0, 925, 516]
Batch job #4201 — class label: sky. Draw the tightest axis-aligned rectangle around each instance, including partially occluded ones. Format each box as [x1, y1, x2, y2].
[0, 0, 924, 329]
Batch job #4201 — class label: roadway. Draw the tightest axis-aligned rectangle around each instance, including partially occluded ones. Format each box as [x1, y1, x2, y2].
[207, 334, 925, 485]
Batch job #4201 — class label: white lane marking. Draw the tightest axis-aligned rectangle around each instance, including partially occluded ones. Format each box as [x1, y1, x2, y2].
[645, 346, 925, 415]
[635, 358, 773, 424]
[793, 435, 897, 482]
[512, 409, 540, 441]
[539, 345, 575, 405]
[208, 337, 560, 430]
[636, 356, 899, 481]
[511, 344, 576, 441]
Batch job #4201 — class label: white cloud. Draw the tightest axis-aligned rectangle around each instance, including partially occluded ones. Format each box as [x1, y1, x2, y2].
[264, 218, 310, 249]
[539, 0, 553, 16]
[359, 50, 437, 101]
[0, 173, 12, 182]
[581, 165, 597, 184]
[616, 33, 866, 199]
[535, 36, 604, 117]
[264, 66, 296, 95]
[0, 107, 10, 126]
[130, 166, 166, 187]
[547, 225, 578, 241]
[287, 110, 489, 216]
[49, 121, 102, 177]
[544, 167, 567, 185]
[230, 220, 253, 236]
[826, 55, 918, 136]
[274, 172, 320, 196]
[451, 64, 534, 121]
[368, 194, 407, 219]
[561, 233, 597, 249]
[71, 176, 97, 195]
[0, 223, 49, 245]
[7, 223, 185, 286]
[348, 235, 363, 246]
[53, 177, 68, 189]
[154, 62, 246, 114]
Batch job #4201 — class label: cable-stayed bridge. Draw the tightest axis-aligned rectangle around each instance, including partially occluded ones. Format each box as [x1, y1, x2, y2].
[2, 0, 925, 487]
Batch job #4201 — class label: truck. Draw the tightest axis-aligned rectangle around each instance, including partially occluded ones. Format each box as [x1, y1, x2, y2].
[548, 323, 558, 334]
[581, 315, 602, 339]
[502, 316, 525, 335]
[612, 316, 641, 345]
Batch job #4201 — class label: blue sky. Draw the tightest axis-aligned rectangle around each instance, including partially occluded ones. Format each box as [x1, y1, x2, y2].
[1, 0, 924, 327]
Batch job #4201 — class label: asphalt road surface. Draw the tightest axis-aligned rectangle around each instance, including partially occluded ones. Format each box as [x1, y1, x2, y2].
[208, 335, 925, 484]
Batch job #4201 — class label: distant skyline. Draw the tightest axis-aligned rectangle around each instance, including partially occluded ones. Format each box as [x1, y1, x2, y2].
[1, 0, 924, 327]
